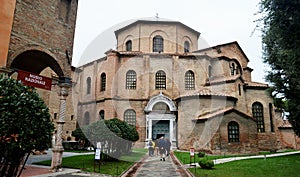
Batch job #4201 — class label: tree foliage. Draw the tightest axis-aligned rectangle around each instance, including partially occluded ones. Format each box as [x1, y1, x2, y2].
[73, 118, 139, 160]
[260, 0, 300, 135]
[0, 74, 54, 176]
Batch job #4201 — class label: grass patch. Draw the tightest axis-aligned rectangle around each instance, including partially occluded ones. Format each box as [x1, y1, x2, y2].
[173, 151, 251, 164]
[34, 148, 147, 176]
[187, 154, 300, 177]
[174, 151, 300, 177]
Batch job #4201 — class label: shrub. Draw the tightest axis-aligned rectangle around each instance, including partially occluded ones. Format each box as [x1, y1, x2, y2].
[198, 158, 214, 169]
[197, 151, 205, 158]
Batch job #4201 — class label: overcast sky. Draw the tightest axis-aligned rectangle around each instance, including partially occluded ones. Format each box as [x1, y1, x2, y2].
[72, 0, 268, 83]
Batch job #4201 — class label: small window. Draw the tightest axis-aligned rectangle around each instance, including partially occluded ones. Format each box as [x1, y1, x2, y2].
[153, 35, 164, 53]
[238, 84, 241, 96]
[99, 110, 105, 120]
[185, 70, 195, 90]
[86, 77, 91, 94]
[155, 70, 166, 90]
[126, 70, 136, 89]
[100, 73, 106, 91]
[84, 112, 90, 125]
[269, 103, 274, 132]
[252, 102, 265, 133]
[124, 109, 136, 126]
[184, 41, 190, 53]
[208, 65, 212, 78]
[228, 121, 239, 142]
[126, 40, 132, 51]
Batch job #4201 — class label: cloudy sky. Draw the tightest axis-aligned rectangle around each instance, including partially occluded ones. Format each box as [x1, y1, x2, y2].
[72, 0, 268, 83]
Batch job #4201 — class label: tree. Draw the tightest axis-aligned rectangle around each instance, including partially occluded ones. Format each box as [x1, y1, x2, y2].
[82, 118, 139, 160]
[259, 0, 300, 135]
[0, 74, 54, 177]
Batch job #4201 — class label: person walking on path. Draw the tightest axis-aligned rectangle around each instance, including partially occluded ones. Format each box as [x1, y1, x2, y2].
[148, 139, 155, 156]
[157, 136, 166, 161]
[165, 138, 171, 156]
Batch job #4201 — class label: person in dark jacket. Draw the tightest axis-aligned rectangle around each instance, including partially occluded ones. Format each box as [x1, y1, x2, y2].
[165, 138, 171, 156]
[157, 136, 166, 161]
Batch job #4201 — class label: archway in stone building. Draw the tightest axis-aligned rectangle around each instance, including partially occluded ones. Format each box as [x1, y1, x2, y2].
[145, 92, 177, 149]
[10, 50, 64, 76]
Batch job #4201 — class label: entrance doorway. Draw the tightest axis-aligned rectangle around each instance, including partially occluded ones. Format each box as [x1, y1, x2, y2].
[152, 120, 169, 140]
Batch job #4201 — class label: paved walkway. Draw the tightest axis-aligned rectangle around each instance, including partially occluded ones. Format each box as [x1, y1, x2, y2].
[121, 153, 192, 177]
[20, 150, 300, 177]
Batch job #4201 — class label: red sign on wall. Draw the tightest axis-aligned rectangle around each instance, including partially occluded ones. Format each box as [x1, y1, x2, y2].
[17, 70, 52, 91]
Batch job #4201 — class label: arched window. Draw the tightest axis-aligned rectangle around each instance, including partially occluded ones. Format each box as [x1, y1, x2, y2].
[126, 70, 136, 89]
[208, 65, 212, 78]
[153, 35, 164, 52]
[99, 110, 105, 120]
[252, 102, 265, 133]
[228, 121, 239, 142]
[84, 112, 90, 125]
[124, 109, 136, 126]
[126, 40, 132, 51]
[184, 41, 190, 53]
[100, 73, 106, 91]
[155, 70, 166, 90]
[185, 70, 195, 90]
[86, 77, 91, 94]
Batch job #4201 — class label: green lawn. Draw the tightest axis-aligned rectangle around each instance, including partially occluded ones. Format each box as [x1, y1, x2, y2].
[34, 148, 147, 176]
[174, 151, 300, 177]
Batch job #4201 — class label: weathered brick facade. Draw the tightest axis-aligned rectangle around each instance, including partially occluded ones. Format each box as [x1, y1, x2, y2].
[75, 18, 299, 154]
[1, 0, 78, 141]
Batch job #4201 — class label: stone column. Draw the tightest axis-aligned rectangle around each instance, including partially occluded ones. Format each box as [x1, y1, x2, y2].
[169, 119, 174, 141]
[51, 79, 71, 172]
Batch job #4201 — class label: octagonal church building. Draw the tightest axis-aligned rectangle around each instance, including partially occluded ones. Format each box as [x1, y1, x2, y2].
[74, 18, 299, 154]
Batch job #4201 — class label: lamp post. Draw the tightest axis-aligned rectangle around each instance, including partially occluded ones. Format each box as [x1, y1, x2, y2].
[51, 76, 71, 172]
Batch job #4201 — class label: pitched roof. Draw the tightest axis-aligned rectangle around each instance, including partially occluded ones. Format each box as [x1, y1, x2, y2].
[193, 41, 249, 62]
[114, 17, 200, 38]
[206, 74, 242, 86]
[176, 88, 236, 100]
[278, 120, 293, 129]
[244, 81, 269, 88]
[193, 107, 255, 122]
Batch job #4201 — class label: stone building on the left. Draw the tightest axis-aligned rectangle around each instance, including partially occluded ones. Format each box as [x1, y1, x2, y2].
[0, 0, 78, 141]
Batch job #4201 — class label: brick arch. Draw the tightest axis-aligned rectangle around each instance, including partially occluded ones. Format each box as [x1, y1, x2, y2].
[10, 49, 64, 76]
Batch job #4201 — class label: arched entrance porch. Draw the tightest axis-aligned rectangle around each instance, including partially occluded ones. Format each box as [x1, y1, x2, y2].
[144, 92, 177, 149]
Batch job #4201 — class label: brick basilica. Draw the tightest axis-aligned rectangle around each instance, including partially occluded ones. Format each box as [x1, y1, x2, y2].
[74, 18, 299, 154]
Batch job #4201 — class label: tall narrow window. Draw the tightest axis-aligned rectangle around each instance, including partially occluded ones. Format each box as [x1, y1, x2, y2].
[155, 70, 166, 90]
[230, 63, 236, 75]
[126, 70, 136, 89]
[252, 102, 265, 133]
[100, 73, 106, 91]
[124, 109, 136, 126]
[84, 112, 90, 125]
[185, 70, 195, 90]
[153, 35, 164, 52]
[184, 41, 190, 53]
[86, 77, 91, 94]
[228, 121, 239, 142]
[238, 84, 241, 96]
[126, 40, 132, 51]
[99, 110, 105, 120]
[208, 65, 212, 78]
[269, 103, 274, 132]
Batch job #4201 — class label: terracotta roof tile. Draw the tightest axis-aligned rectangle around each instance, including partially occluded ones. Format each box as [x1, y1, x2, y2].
[194, 107, 254, 121]
[206, 74, 241, 85]
[177, 88, 234, 99]
[196, 107, 234, 120]
[245, 81, 269, 88]
[278, 120, 293, 129]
